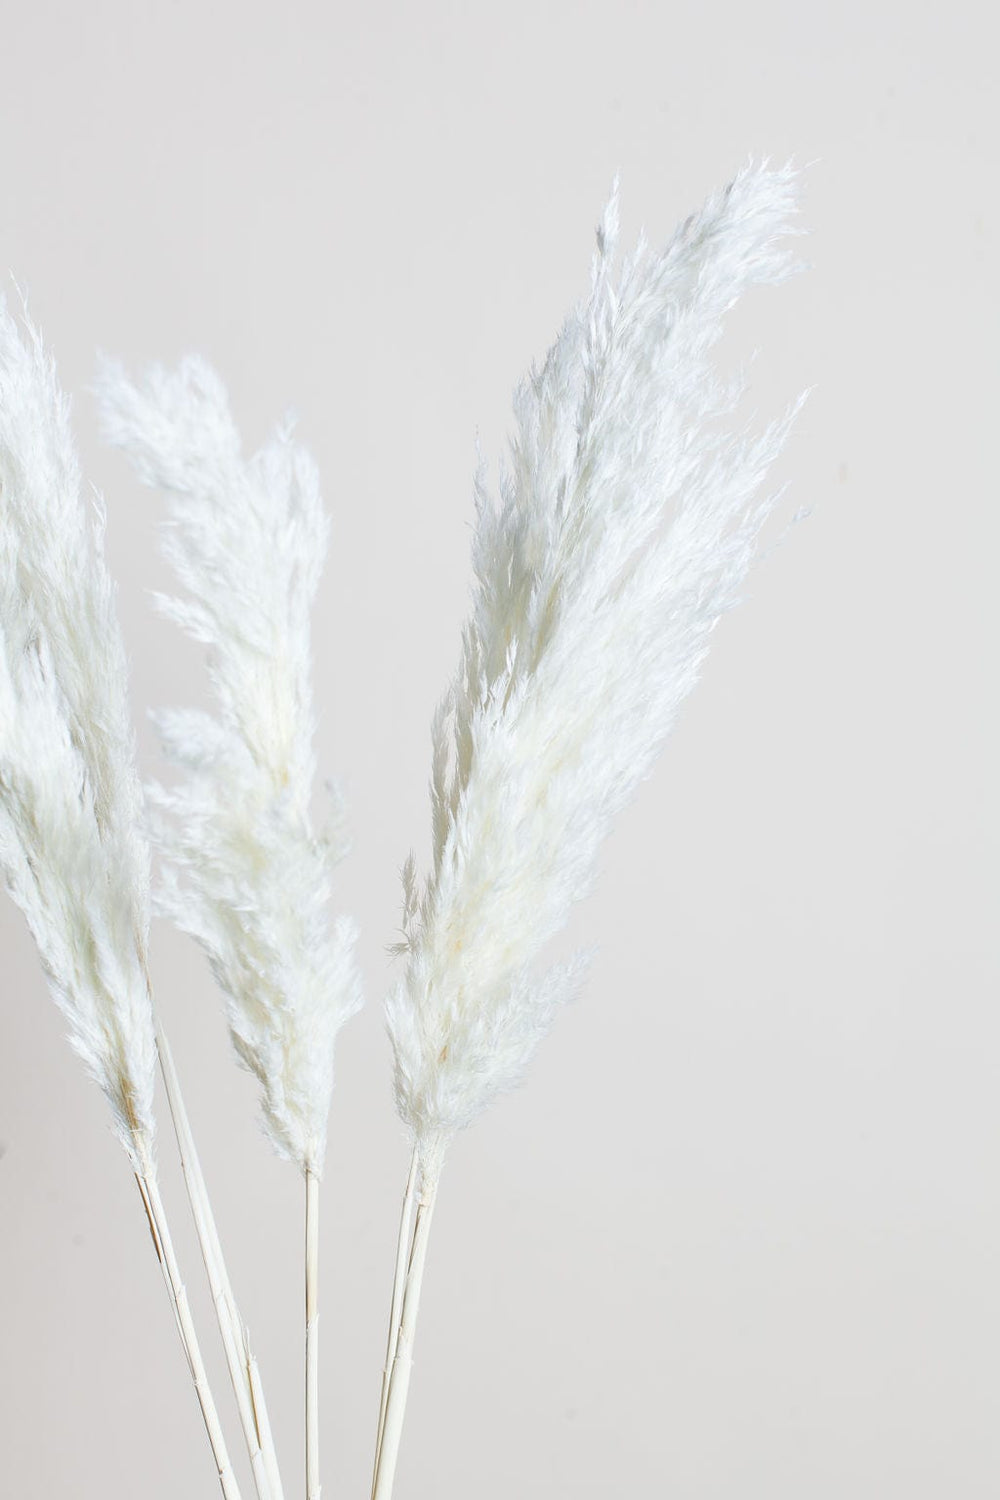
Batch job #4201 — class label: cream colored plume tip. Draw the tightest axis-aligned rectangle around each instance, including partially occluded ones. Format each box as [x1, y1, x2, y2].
[95, 353, 363, 1174]
[386, 160, 808, 1154]
[0, 295, 156, 1160]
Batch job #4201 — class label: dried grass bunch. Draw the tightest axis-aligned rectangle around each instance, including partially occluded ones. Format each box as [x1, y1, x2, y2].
[1, 161, 807, 1500]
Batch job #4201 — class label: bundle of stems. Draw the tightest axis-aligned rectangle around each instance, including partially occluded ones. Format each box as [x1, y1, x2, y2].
[0, 158, 807, 1500]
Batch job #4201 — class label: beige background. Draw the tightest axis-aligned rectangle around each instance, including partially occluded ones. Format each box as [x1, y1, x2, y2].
[1, 2, 996, 1496]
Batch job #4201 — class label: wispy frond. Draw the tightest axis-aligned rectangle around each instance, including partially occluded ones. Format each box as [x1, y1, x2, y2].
[387, 161, 806, 1153]
[96, 356, 362, 1173]
[0, 298, 155, 1159]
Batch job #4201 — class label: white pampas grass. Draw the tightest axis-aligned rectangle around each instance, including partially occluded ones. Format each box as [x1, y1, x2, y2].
[373, 157, 807, 1500]
[96, 355, 363, 1177]
[97, 356, 362, 1499]
[2, 154, 817, 1500]
[0, 297, 156, 1161]
[388, 160, 804, 1154]
[1, 300, 248, 1499]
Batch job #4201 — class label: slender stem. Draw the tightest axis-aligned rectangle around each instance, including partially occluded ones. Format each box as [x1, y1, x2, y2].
[371, 1158, 440, 1500]
[249, 1353, 284, 1500]
[371, 1149, 418, 1495]
[134, 1148, 242, 1500]
[155, 1022, 284, 1500]
[305, 1168, 321, 1500]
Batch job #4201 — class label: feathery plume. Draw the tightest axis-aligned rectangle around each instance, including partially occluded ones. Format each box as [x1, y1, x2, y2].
[0, 297, 155, 1160]
[95, 354, 362, 1176]
[372, 157, 808, 1500]
[387, 160, 806, 1160]
[2, 300, 248, 1500]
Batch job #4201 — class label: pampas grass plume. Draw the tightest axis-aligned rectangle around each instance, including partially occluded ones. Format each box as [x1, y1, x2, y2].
[371, 157, 809, 1500]
[96, 355, 363, 1177]
[387, 160, 807, 1162]
[0, 297, 156, 1161]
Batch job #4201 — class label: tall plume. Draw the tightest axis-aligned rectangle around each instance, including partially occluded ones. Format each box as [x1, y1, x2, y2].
[96, 355, 362, 1174]
[386, 161, 807, 1159]
[0, 298, 156, 1160]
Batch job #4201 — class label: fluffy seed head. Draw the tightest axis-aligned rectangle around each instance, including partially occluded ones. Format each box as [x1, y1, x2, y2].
[96, 355, 362, 1174]
[387, 161, 807, 1154]
[0, 297, 156, 1160]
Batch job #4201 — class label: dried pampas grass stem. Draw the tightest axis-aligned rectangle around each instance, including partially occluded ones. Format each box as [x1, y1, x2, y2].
[305, 1168, 321, 1500]
[156, 1023, 284, 1500]
[134, 1144, 243, 1500]
[371, 1148, 419, 1493]
[370, 1155, 441, 1500]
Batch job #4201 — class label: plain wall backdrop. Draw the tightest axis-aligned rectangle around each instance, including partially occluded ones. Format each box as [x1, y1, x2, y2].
[0, 2, 996, 1497]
